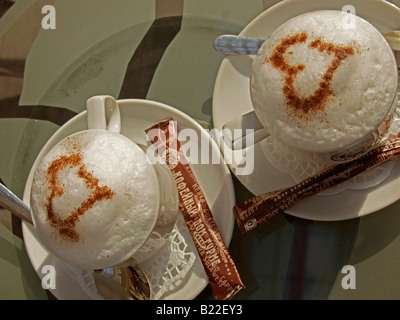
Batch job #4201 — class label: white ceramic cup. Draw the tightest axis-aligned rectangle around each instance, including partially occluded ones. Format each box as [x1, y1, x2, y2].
[222, 97, 397, 163]
[222, 58, 398, 164]
[222, 10, 399, 164]
[31, 95, 179, 269]
[85, 95, 179, 265]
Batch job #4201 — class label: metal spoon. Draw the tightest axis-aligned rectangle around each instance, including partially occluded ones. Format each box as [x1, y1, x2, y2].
[92, 266, 150, 300]
[213, 30, 400, 54]
[0, 182, 33, 224]
[0, 182, 150, 300]
[213, 35, 264, 55]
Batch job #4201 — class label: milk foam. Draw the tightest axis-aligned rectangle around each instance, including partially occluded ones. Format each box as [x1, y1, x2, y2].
[30, 130, 160, 269]
[250, 10, 398, 153]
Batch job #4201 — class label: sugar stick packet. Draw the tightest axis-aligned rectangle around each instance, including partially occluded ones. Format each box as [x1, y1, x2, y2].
[234, 132, 400, 234]
[145, 118, 244, 300]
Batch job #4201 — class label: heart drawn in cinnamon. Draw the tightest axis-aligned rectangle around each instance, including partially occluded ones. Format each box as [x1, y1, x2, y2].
[45, 153, 114, 242]
[268, 32, 355, 116]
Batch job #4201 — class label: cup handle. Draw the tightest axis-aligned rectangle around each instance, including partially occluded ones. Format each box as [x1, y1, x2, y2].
[222, 111, 269, 150]
[86, 95, 121, 133]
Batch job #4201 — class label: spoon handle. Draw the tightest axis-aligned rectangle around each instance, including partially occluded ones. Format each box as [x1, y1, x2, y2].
[214, 31, 399, 55]
[213, 35, 264, 55]
[0, 183, 33, 225]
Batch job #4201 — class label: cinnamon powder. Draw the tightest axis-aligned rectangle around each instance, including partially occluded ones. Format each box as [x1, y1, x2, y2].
[45, 153, 114, 242]
[268, 32, 354, 116]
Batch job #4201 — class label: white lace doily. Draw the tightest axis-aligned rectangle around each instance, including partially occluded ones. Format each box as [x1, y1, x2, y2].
[67, 213, 197, 300]
[137, 214, 196, 300]
[261, 106, 400, 196]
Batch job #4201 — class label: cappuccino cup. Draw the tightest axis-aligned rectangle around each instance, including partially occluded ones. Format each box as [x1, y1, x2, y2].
[30, 95, 179, 269]
[223, 10, 398, 163]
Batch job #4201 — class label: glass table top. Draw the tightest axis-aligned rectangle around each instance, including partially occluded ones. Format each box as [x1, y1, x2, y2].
[1, 0, 400, 300]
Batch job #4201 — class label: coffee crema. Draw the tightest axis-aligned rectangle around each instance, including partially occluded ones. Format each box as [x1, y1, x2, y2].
[31, 130, 160, 269]
[250, 10, 398, 153]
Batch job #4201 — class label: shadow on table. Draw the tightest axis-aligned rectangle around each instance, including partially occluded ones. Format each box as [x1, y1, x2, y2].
[226, 154, 400, 300]
[0, 223, 47, 299]
[228, 212, 361, 300]
[347, 200, 400, 265]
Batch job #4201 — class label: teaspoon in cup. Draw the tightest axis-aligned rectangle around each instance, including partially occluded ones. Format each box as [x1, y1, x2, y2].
[91, 266, 150, 300]
[0, 182, 151, 300]
[0, 182, 33, 224]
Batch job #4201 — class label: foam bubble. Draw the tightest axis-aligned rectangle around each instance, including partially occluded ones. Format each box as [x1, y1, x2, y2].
[30, 130, 160, 269]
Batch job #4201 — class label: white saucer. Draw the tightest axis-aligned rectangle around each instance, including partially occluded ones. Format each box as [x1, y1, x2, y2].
[22, 99, 236, 300]
[212, 0, 400, 221]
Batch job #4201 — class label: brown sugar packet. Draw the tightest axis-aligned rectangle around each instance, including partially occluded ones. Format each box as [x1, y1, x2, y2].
[234, 132, 400, 234]
[145, 118, 244, 300]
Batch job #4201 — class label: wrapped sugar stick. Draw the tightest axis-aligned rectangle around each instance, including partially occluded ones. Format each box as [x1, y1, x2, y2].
[234, 132, 400, 234]
[146, 118, 244, 300]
